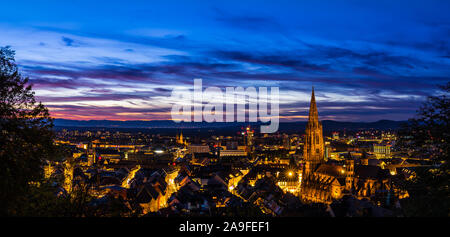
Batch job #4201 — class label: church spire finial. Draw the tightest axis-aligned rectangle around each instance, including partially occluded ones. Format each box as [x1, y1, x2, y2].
[308, 87, 318, 123]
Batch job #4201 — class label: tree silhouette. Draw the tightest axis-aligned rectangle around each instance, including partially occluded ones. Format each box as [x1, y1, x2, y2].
[396, 82, 449, 217]
[0, 46, 55, 215]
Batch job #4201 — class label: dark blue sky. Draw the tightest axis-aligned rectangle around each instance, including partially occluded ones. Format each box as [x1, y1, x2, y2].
[1, 0, 449, 121]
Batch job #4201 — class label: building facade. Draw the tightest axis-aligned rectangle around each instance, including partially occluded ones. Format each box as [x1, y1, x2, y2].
[300, 88, 392, 204]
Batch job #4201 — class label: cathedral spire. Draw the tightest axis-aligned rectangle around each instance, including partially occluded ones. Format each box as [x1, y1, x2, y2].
[302, 87, 325, 174]
[177, 131, 184, 145]
[308, 86, 319, 125]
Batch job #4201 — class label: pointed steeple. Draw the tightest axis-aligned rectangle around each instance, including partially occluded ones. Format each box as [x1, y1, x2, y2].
[177, 131, 184, 145]
[302, 87, 325, 174]
[308, 87, 319, 125]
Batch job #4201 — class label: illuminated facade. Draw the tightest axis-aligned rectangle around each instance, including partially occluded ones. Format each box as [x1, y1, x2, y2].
[302, 88, 325, 175]
[87, 142, 96, 166]
[176, 131, 187, 146]
[373, 143, 392, 158]
[300, 88, 345, 203]
[277, 171, 301, 194]
[299, 89, 394, 204]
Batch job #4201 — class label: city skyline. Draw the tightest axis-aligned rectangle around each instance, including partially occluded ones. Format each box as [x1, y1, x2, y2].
[1, 0, 449, 122]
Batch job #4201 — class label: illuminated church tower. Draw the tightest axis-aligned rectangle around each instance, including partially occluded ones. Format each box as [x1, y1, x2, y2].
[87, 142, 96, 166]
[299, 88, 390, 203]
[302, 87, 325, 175]
[176, 131, 186, 145]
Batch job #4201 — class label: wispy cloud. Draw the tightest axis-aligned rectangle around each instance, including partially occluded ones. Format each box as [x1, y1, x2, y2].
[0, 1, 449, 122]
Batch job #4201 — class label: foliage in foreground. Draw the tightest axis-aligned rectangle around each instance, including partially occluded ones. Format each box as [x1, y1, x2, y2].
[397, 82, 449, 217]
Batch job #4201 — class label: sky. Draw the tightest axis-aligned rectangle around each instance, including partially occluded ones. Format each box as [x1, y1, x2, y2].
[0, 0, 449, 122]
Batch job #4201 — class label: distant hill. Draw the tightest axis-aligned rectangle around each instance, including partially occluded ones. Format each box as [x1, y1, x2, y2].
[53, 119, 406, 132]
